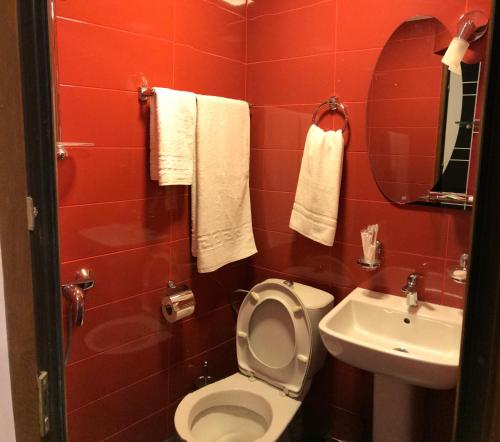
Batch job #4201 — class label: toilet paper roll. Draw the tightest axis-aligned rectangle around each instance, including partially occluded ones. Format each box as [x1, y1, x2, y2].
[161, 285, 195, 323]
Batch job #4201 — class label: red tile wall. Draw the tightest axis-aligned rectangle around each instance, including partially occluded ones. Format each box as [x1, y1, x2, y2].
[247, 0, 489, 439]
[55, 1, 248, 441]
[55, 0, 489, 440]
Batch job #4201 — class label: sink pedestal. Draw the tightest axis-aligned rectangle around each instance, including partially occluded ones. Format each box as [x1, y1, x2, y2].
[319, 288, 463, 440]
[373, 374, 424, 442]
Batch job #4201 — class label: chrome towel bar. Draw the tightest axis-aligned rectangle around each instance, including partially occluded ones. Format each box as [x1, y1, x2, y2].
[138, 86, 155, 102]
[312, 96, 349, 133]
[138, 86, 253, 107]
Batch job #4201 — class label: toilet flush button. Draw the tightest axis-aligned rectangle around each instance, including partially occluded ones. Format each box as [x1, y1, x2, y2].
[297, 354, 309, 363]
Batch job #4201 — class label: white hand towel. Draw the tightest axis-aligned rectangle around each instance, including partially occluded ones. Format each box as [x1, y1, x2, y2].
[150, 87, 196, 185]
[289, 125, 344, 246]
[192, 95, 257, 273]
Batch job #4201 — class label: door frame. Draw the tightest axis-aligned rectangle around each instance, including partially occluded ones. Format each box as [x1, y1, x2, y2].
[3, 0, 499, 441]
[0, 0, 66, 440]
[0, 0, 41, 439]
[454, 1, 500, 440]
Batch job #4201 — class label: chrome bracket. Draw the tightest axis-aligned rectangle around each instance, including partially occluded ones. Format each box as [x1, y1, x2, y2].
[357, 241, 382, 270]
[37, 371, 50, 437]
[26, 196, 38, 232]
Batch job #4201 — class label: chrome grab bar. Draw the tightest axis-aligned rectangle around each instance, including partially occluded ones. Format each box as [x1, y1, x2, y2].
[61, 268, 94, 363]
[62, 284, 86, 327]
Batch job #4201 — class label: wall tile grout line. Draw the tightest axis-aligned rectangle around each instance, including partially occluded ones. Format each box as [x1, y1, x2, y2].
[67, 368, 170, 416]
[247, 51, 336, 65]
[247, 0, 335, 21]
[252, 226, 450, 260]
[66, 303, 234, 368]
[56, 16, 176, 44]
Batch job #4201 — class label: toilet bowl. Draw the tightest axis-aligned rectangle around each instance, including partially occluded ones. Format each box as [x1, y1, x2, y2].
[174, 279, 334, 442]
[175, 373, 300, 442]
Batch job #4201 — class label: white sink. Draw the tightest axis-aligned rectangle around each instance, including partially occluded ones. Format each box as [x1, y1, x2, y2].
[319, 287, 463, 390]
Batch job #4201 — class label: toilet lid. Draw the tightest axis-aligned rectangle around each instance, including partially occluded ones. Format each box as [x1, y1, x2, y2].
[236, 280, 312, 397]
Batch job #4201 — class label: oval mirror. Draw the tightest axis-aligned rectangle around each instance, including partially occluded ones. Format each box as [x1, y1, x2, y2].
[367, 17, 482, 206]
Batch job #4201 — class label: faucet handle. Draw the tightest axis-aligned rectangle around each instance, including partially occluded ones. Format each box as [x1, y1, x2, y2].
[402, 272, 422, 292]
[408, 272, 422, 284]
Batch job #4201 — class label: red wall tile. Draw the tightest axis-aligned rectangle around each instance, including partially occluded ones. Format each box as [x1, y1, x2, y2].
[340, 152, 386, 202]
[335, 49, 381, 102]
[247, 0, 323, 18]
[250, 105, 328, 149]
[340, 102, 368, 152]
[247, 1, 336, 62]
[60, 242, 171, 309]
[57, 18, 173, 91]
[66, 288, 168, 363]
[169, 339, 237, 403]
[56, 0, 175, 40]
[67, 370, 170, 442]
[66, 331, 170, 411]
[169, 305, 236, 364]
[103, 406, 173, 442]
[176, 0, 246, 61]
[251, 189, 295, 234]
[59, 198, 172, 262]
[206, 0, 247, 17]
[336, 0, 466, 51]
[59, 86, 148, 148]
[250, 149, 302, 192]
[173, 44, 245, 99]
[247, 54, 334, 105]
[58, 148, 168, 206]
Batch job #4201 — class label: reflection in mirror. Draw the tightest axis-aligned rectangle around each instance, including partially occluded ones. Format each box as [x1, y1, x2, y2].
[434, 62, 480, 199]
[367, 17, 484, 208]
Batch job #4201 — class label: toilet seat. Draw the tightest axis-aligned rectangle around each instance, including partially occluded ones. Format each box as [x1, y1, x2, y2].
[174, 373, 301, 442]
[174, 279, 334, 441]
[237, 280, 312, 397]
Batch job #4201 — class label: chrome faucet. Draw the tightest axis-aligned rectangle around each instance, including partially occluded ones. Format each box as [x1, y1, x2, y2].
[402, 273, 421, 308]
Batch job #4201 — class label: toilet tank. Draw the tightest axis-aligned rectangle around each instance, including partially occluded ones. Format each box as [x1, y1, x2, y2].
[272, 279, 334, 377]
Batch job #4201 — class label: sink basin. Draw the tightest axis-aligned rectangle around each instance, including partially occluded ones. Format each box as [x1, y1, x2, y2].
[319, 288, 463, 389]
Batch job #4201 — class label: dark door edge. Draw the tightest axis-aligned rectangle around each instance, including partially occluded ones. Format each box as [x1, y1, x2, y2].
[16, 0, 66, 440]
[455, 0, 500, 440]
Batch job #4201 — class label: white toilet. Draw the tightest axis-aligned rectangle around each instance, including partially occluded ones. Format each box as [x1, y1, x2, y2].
[174, 278, 334, 442]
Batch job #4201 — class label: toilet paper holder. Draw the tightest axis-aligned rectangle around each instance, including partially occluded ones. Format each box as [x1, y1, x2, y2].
[162, 281, 196, 323]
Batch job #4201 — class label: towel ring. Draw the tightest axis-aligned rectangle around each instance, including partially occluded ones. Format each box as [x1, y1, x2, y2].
[312, 96, 349, 132]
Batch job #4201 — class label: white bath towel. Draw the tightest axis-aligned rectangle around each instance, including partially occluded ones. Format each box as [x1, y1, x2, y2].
[150, 87, 196, 185]
[192, 95, 257, 273]
[289, 125, 344, 246]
